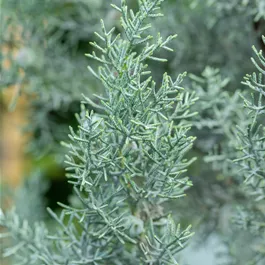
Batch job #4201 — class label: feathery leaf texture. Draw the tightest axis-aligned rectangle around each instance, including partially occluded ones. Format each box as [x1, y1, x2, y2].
[0, 1, 196, 264]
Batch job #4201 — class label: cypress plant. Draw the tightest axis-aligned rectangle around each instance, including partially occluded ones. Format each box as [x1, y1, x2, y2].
[1, 0, 264, 264]
[231, 36, 265, 265]
[0, 1, 196, 264]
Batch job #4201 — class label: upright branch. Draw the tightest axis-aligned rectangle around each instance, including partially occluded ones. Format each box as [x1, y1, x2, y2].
[0, 1, 197, 264]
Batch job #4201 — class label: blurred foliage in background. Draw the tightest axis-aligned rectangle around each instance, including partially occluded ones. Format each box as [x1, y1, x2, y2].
[1, 0, 265, 264]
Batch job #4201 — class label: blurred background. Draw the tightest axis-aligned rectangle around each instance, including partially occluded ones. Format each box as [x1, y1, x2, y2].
[1, 0, 265, 264]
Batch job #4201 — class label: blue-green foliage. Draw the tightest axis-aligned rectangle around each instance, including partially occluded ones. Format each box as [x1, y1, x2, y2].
[219, 36, 265, 265]
[2, 0, 262, 157]
[188, 67, 249, 177]
[1, 0, 265, 264]
[0, 1, 196, 264]
[236, 37, 265, 195]
[233, 37, 265, 264]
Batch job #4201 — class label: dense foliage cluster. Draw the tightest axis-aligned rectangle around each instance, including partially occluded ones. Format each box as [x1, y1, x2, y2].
[1, 1, 196, 264]
[0, 0, 264, 264]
